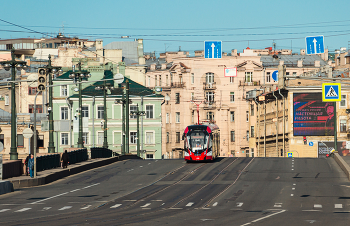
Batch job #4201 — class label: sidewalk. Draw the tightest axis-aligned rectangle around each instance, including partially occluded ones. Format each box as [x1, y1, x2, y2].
[0, 154, 141, 195]
[333, 153, 350, 181]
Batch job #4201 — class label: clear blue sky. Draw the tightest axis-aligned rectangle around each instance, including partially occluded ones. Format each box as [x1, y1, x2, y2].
[1, 0, 349, 55]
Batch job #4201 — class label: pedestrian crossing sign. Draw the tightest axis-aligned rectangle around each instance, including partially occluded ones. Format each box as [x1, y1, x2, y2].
[287, 152, 293, 158]
[322, 83, 341, 102]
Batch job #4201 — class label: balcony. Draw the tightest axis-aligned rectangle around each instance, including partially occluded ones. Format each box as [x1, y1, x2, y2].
[203, 82, 216, 90]
[171, 82, 186, 88]
[239, 80, 260, 87]
[203, 101, 216, 110]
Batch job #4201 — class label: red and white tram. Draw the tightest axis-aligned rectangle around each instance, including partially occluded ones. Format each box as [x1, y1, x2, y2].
[183, 123, 220, 162]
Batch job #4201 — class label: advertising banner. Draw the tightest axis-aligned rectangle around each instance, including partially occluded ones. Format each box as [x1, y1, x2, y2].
[293, 93, 334, 136]
[318, 141, 350, 158]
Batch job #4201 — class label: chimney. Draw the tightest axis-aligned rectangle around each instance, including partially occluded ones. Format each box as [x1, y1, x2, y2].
[300, 49, 306, 55]
[314, 60, 320, 67]
[231, 49, 238, 56]
[279, 60, 284, 65]
[297, 59, 303, 67]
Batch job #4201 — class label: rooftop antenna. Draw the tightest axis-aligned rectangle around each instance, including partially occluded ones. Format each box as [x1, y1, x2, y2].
[273, 41, 276, 53]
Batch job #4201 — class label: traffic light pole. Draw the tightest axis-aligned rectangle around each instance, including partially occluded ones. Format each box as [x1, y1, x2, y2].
[125, 79, 129, 154]
[10, 52, 17, 160]
[78, 71, 84, 148]
[103, 80, 108, 148]
[48, 55, 55, 153]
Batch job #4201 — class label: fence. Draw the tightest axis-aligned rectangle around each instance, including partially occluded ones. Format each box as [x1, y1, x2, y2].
[91, 147, 113, 159]
[67, 148, 88, 164]
[36, 154, 60, 172]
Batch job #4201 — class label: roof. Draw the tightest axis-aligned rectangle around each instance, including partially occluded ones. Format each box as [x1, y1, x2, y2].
[104, 41, 139, 65]
[261, 55, 327, 68]
[69, 70, 163, 98]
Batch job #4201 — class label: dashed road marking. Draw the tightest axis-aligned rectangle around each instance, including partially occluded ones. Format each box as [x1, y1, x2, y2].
[212, 202, 218, 207]
[335, 204, 343, 209]
[81, 205, 91, 210]
[0, 209, 10, 213]
[314, 204, 322, 209]
[186, 202, 194, 207]
[274, 203, 282, 208]
[110, 204, 122, 208]
[140, 203, 151, 208]
[58, 206, 72, 211]
[42, 207, 52, 211]
[291, 194, 294, 196]
[236, 202, 243, 207]
[15, 208, 31, 212]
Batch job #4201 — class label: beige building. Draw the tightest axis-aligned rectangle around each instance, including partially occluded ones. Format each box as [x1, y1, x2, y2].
[146, 48, 330, 158]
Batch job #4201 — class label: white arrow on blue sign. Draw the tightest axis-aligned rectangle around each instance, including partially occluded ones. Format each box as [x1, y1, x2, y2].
[204, 41, 222, 59]
[305, 36, 324, 55]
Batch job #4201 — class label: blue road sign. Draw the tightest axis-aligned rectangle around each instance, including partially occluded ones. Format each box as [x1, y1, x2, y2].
[322, 83, 341, 102]
[204, 41, 222, 59]
[287, 152, 293, 158]
[305, 36, 324, 55]
[309, 142, 314, 146]
[272, 70, 278, 82]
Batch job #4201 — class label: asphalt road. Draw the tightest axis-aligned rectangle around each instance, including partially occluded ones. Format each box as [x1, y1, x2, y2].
[0, 157, 349, 226]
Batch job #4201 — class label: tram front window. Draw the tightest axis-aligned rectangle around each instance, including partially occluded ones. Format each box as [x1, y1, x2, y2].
[187, 131, 209, 151]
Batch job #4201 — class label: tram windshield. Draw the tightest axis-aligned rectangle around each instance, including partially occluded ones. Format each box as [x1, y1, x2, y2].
[187, 131, 209, 150]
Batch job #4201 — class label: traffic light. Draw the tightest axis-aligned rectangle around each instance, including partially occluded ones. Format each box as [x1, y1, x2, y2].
[303, 136, 307, 145]
[38, 68, 47, 91]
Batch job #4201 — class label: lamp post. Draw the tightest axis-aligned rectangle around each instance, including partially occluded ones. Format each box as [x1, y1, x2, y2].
[95, 79, 114, 148]
[0, 48, 27, 160]
[130, 104, 145, 157]
[39, 55, 62, 153]
[68, 62, 91, 148]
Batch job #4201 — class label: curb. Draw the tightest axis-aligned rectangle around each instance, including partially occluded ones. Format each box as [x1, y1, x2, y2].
[333, 153, 350, 181]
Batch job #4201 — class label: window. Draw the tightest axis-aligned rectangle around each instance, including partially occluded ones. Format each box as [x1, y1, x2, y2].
[176, 112, 180, 123]
[340, 95, 346, 107]
[5, 95, 9, 106]
[245, 72, 253, 82]
[230, 77, 234, 83]
[246, 130, 249, 141]
[293, 72, 297, 76]
[230, 131, 235, 142]
[230, 92, 235, 102]
[246, 111, 249, 122]
[176, 132, 180, 143]
[130, 105, 137, 119]
[28, 87, 38, 95]
[97, 106, 104, 119]
[266, 72, 271, 83]
[61, 85, 68, 96]
[146, 105, 153, 119]
[61, 107, 68, 120]
[38, 135, 44, 148]
[18, 134, 24, 147]
[191, 92, 194, 101]
[207, 112, 214, 122]
[130, 132, 137, 144]
[166, 113, 169, 123]
[286, 72, 290, 76]
[175, 93, 180, 104]
[251, 126, 255, 138]
[179, 75, 183, 84]
[97, 132, 104, 145]
[146, 132, 154, 144]
[166, 75, 169, 86]
[340, 119, 347, 132]
[159, 75, 162, 86]
[206, 72, 214, 84]
[29, 104, 42, 113]
[61, 133, 68, 145]
[155, 75, 157, 87]
[191, 73, 194, 84]
[82, 106, 89, 117]
[230, 111, 235, 122]
[146, 154, 154, 159]
[191, 111, 194, 123]
[206, 92, 214, 103]
[251, 104, 254, 116]
[166, 132, 169, 143]
[83, 132, 89, 145]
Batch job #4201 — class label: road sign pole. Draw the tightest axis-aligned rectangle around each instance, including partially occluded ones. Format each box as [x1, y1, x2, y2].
[334, 101, 337, 153]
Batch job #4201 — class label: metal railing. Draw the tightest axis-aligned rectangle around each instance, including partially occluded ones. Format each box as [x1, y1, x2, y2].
[91, 147, 113, 159]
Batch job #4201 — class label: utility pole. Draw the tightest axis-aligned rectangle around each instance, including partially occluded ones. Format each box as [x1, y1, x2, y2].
[130, 104, 145, 157]
[125, 79, 130, 154]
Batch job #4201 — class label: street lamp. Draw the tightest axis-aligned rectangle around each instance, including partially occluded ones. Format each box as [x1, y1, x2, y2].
[130, 104, 145, 157]
[68, 62, 91, 148]
[39, 55, 62, 153]
[0, 48, 27, 160]
[95, 79, 114, 148]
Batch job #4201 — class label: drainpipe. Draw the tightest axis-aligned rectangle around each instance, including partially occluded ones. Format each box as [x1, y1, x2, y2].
[254, 97, 260, 157]
[273, 91, 278, 157]
[66, 97, 72, 147]
[264, 101, 266, 157]
[278, 89, 285, 157]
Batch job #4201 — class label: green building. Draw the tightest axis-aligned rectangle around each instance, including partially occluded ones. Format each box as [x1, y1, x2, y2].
[52, 62, 163, 159]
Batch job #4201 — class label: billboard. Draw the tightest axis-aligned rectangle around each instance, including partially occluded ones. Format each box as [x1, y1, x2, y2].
[224, 67, 237, 77]
[318, 141, 350, 158]
[293, 93, 334, 136]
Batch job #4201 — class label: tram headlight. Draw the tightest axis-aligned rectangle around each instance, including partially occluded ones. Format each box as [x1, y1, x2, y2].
[207, 151, 212, 156]
[185, 151, 189, 156]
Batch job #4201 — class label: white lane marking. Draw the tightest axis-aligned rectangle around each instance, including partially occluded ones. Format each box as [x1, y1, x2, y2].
[123, 200, 137, 202]
[314, 204, 322, 208]
[291, 194, 294, 196]
[292, 188, 295, 190]
[241, 210, 286, 226]
[70, 189, 81, 193]
[42, 207, 52, 211]
[110, 204, 122, 208]
[151, 200, 163, 202]
[303, 210, 321, 212]
[236, 202, 243, 207]
[274, 203, 282, 208]
[0, 209, 10, 213]
[293, 184, 296, 186]
[186, 202, 194, 207]
[58, 206, 72, 211]
[335, 204, 343, 209]
[30, 183, 100, 204]
[140, 166, 143, 167]
[15, 208, 31, 212]
[292, 169, 294, 170]
[212, 202, 218, 207]
[169, 207, 182, 209]
[140, 203, 151, 208]
[81, 205, 92, 210]
[148, 163, 151, 165]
